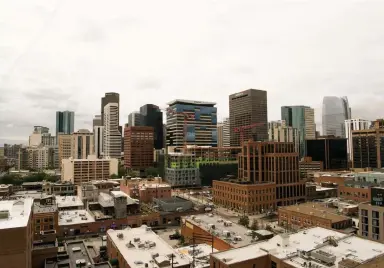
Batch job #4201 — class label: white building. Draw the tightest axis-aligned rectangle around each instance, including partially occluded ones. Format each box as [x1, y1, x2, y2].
[27, 145, 53, 170]
[103, 103, 121, 160]
[345, 119, 370, 161]
[268, 120, 300, 153]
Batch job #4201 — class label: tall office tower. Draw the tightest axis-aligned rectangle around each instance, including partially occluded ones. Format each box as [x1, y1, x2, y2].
[128, 112, 143, 127]
[103, 103, 122, 160]
[268, 120, 300, 153]
[56, 111, 75, 139]
[29, 126, 49, 146]
[58, 134, 72, 168]
[345, 119, 370, 161]
[101, 92, 119, 126]
[71, 129, 94, 159]
[306, 137, 348, 170]
[322, 96, 351, 137]
[4, 144, 22, 160]
[217, 118, 230, 147]
[229, 89, 268, 146]
[166, 99, 217, 148]
[281, 106, 316, 157]
[93, 115, 102, 128]
[140, 104, 164, 150]
[94, 126, 104, 158]
[238, 141, 306, 206]
[352, 120, 384, 169]
[124, 126, 154, 171]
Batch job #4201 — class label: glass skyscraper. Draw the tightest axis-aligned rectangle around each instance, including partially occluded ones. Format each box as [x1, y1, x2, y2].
[322, 96, 351, 137]
[56, 111, 75, 140]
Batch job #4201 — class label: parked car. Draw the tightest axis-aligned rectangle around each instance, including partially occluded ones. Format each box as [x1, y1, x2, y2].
[169, 233, 181, 240]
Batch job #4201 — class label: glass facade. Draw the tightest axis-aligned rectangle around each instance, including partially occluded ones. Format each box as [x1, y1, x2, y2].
[56, 111, 75, 141]
[322, 96, 351, 137]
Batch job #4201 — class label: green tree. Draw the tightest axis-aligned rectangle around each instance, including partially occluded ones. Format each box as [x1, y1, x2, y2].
[118, 165, 126, 177]
[250, 219, 259, 230]
[251, 231, 257, 240]
[145, 167, 160, 177]
[110, 174, 119, 179]
[238, 215, 250, 227]
[266, 224, 273, 232]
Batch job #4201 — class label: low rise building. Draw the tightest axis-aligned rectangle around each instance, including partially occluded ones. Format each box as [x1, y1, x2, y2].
[213, 180, 276, 214]
[77, 180, 120, 203]
[0, 198, 34, 268]
[278, 202, 353, 231]
[181, 214, 255, 251]
[107, 225, 190, 268]
[306, 183, 338, 201]
[176, 244, 217, 268]
[210, 227, 384, 268]
[165, 153, 200, 187]
[120, 177, 171, 203]
[299, 156, 324, 179]
[55, 195, 84, 211]
[61, 155, 119, 184]
[42, 181, 76, 196]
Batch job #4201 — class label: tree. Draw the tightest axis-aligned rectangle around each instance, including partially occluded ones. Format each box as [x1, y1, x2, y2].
[118, 165, 126, 178]
[250, 219, 259, 230]
[238, 215, 250, 227]
[265, 224, 273, 232]
[145, 167, 160, 177]
[251, 231, 257, 241]
[110, 174, 119, 179]
[179, 235, 185, 245]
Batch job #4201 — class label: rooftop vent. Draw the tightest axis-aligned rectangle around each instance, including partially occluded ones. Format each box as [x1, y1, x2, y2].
[134, 237, 140, 242]
[311, 250, 336, 265]
[117, 233, 124, 239]
[126, 242, 135, 248]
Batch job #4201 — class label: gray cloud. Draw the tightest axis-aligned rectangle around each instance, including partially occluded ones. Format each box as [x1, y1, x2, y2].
[136, 77, 162, 91]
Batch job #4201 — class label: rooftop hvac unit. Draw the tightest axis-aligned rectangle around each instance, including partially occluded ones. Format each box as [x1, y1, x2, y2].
[311, 250, 336, 265]
[81, 217, 88, 220]
[117, 233, 124, 239]
[138, 243, 145, 248]
[126, 242, 135, 248]
[134, 237, 140, 242]
[151, 252, 159, 258]
[0, 210, 9, 219]
[148, 242, 156, 248]
[66, 219, 72, 222]
[208, 224, 215, 229]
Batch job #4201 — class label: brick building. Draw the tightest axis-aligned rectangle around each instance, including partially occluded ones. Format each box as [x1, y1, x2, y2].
[299, 156, 323, 179]
[238, 141, 306, 206]
[278, 202, 353, 231]
[213, 180, 276, 214]
[120, 177, 171, 203]
[124, 126, 154, 172]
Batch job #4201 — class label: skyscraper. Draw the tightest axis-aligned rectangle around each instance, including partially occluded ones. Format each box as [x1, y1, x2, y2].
[128, 112, 143, 127]
[281, 105, 316, 157]
[344, 119, 370, 161]
[103, 103, 121, 160]
[229, 89, 268, 146]
[140, 104, 164, 150]
[217, 118, 230, 147]
[56, 111, 75, 139]
[71, 129, 94, 159]
[93, 115, 102, 128]
[94, 126, 104, 158]
[166, 99, 217, 148]
[101, 92, 120, 126]
[322, 96, 351, 137]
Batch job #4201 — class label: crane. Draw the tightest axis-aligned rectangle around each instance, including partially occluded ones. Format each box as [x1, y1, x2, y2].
[162, 107, 195, 148]
[233, 122, 265, 145]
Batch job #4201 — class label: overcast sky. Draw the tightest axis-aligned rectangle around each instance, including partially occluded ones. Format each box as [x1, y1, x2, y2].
[1, 0, 384, 144]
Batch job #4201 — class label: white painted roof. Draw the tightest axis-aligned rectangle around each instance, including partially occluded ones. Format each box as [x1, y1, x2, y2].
[0, 198, 33, 229]
[176, 244, 217, 268]
[58, 210, 95, 226]
[107, 226, 190, 268]
[55, 196, 84, 208]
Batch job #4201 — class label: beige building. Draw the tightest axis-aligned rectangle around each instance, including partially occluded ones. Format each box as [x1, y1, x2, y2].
[26, 145, 54, 170]
[359, 200, 384, 242]
[268, 120, 300, 152]
[71, 129, 94, 159]
[103, 103, 121, 160]
[304, 107, 316, 139]
[58, 134, 72, 168]
[61, 155, 118, 184]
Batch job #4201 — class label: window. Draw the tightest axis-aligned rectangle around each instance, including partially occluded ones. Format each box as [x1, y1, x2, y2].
[271, 261, 277, 268]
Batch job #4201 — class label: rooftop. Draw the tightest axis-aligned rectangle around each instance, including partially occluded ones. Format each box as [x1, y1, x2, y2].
[158, 196, 190, 204]
[279, 203, 350, 223]
[55, 196, 84, 209]
[167, 99, 216, 106]
[176, 244, 217, 268]
[99, 191, 139, 207]
[58, 209, 95, 226]
[107, 225, 190, 268]
[0, 198, 33, 229]
[183, 213, 254, 248]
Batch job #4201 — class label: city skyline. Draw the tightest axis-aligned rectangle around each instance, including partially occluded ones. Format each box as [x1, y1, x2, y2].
[1, 0, 384, 143]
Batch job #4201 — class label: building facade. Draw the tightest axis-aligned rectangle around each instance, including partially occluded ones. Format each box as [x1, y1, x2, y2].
[71, 129, 94, 159]
[55, 111, 75, 140]
[58, 134, 72, 169]
[306, 137, 348, 170]
[229, 89, 268, 146]
[322, 96, 351, 137]
[352, 120, 384, 169]
[268, 120, 300, 153]
[140, 104, 164, 150]
[93, 114, 102, 128]
[61, 156, 118, 184]
[359, 188, 384, 242]
[281, 105, 316, 157]
[217, 118, 230, 147]
[128, 111, 143, 127]
[94, 126, 104, 159]
[345, 119, 370, 161]
[238, 141, 306, 206]
[124, 126, 154, 171]
[103, 103, 122, 160]
[26, 145, 54, 170]
[165, 153, 200, 187]
[101, 92, 119, 126]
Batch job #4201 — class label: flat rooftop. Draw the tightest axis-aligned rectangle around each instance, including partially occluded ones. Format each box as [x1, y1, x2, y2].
[107, 225, 190, 268]
[183, 213, 254, 248]
[158, 196, 190, 204]
[12, 190, 47, 199]
[167, 99, 216, 106]
[0, 198, 33, 229]
[176, 244, 217, 268]
[279, 203, 350, 223]
[59, 210, 95, 226]
[55, 196, 84, 209]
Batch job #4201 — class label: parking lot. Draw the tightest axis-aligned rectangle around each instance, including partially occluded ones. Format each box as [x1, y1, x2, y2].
[155, 226, 181, 247]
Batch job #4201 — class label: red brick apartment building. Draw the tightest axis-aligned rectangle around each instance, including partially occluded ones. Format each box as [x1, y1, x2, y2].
[124, 126, 154, 171]
[120, 178, 172, 203]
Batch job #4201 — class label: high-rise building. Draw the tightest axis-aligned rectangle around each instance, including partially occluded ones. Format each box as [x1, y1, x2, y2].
[93, 115, 102, 128]
[29, 126, 50, 147]
[71, 129, 94, 159]
[281, 105, 316, 157]
[166, 99, 217, 148]
[352, 119, 384, 169]
[56, 111, 75, 140]
[306, 137, 348, 170]
[345, 119, 370, 161]
[58, 134, 72, 169]
[124, 126, 154, 171]
[238, 141, 306, 206]
[94, 126, 104, 158]
[140, 104, 164, 150]
[268, 120, 299, 153]
[217, 118, 230, 147]
[26, 145, 54, 170]
[103, 103, 121, 160]
[229, 89, 268, 146]
[128, 112, 143, 127]
[101, 92, 119, 126]
[165, 153, 200, 187]
[322, 96, 351, 137]
[4, 144, 22, 160]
